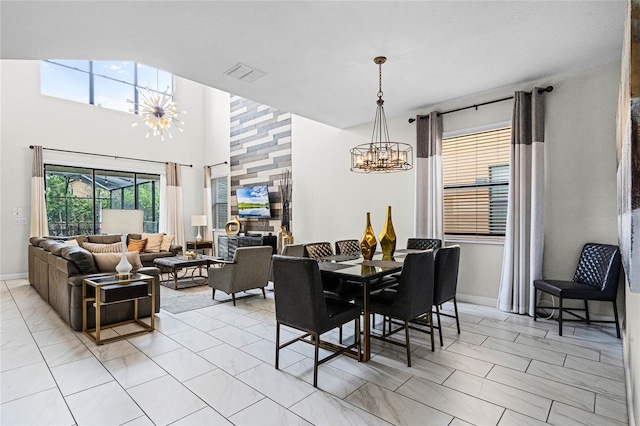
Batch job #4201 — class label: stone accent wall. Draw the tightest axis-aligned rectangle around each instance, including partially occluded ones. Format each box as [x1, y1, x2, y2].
[229, 96, 292, 234]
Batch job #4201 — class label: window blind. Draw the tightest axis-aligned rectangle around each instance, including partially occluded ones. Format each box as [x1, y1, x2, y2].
[442, 127, 511, 237]
[211, 176, 229, 230]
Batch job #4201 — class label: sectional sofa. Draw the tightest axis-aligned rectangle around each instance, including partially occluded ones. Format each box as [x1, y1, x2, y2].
[28, 234, 181, 331]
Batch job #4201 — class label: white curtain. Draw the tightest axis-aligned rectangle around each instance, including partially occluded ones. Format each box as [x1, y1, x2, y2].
[498, 90, 545, 315]
[415, 111, 444, 241]
[164, 162, 185, 248]
[203, 166, 213, 242]
[30, 145, 49, 237]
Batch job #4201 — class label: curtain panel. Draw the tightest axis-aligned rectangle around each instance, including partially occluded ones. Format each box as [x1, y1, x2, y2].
[498, 90, 545, 315]
[203, 166, 213, 242]
[30, 145, 49, 237]
[415, 111, 444, 241]
[164, 162, 185, 248]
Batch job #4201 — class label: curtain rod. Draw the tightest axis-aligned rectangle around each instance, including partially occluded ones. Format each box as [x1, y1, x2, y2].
[206, 161, 228, 167]
[408, 86, 553, 123]
[29, 146, 193, 167]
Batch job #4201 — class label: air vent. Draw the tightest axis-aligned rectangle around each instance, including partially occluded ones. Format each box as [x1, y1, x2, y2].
[224, 63, 266, 83]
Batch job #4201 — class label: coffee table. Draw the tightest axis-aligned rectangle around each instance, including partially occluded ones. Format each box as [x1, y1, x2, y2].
[154, 255, 222, 290]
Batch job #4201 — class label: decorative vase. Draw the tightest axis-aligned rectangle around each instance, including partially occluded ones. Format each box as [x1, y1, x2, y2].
[225, 216, 241, 235]
[277, 225, 286, 254]
[379, 205, 396, 260]
[282, 233, 294, 248]
[360, 212, 377, 261]
[115, 234, 132, 277]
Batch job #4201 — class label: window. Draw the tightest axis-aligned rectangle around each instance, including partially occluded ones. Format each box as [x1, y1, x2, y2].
[442, 127, 511, 238]
[40, 60, 172, 114]
[45, 165, 160, 236]
[211, 176, 229, 230]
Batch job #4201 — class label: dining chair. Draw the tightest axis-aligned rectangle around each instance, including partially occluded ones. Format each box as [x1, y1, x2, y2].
[303, 242, 334, 260]
[360, 251, 435, 366]
[533, 243, 622, 337]
[335, 239, 361, 256]
[272, 255, 361, 387]
[432, 245, 461, 346]
[282, 244, 305, 257]
[406, 238, 442, 251]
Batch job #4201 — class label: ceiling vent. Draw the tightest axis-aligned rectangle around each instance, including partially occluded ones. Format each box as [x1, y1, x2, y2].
[223, 63, 266, 83]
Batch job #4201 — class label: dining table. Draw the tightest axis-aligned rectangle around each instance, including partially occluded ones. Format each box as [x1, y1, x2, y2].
[317, 249, 424, 361]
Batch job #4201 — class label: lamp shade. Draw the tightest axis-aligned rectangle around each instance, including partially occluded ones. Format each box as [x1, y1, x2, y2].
[191, 215, 207, 227]
[101, 209, 144, 234]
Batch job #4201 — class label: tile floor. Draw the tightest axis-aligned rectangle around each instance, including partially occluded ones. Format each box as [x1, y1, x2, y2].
[0, 278, 629, 425]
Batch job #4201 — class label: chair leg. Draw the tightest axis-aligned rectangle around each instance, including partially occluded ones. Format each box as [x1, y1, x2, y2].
[533, 288, 537, 321]
[212, 289, 216, 300]
[404, 320, 411, 367]
[584, 300, 590, 324]
[313, 332, 320, 388]
[613, 300, 621, 338]
[231, 293, 236, 306]
[372, 313, 376, 329]
[262, 287, 266, 299]
[275, 322, 281, 369]
[558, 297, 563, 336]
[453, 297, 460, 334]
[429, 310, 435, 352]
[339, 325, 343, 344]
[435, 305, 444, 346]
[355, 316, 362, 361]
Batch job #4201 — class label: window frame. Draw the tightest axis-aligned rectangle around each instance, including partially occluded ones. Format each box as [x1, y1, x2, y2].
[44, 163, 161, 236]
[441, 121, 511, 244]
[40, 60, 173, 114]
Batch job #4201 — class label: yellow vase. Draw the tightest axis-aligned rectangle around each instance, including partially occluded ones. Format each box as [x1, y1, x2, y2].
[379, 206, 396, 260]
[360, 212, 377, 260]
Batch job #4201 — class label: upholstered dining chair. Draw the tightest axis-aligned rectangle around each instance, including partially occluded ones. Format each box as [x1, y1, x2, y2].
[303, 242, 334, 260]
[282, 244, 305, 257]
[432, 245, 461, 346]
[360, 251, 435, 366]
[335, 239, 361, 256]
[208, 246, 272, 306]
[272, 255, 361, 387]
[406, 238, 442, 251]
[534, 243, 622, 337]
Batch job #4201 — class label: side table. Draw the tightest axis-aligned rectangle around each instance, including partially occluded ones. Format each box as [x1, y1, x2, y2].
[82, 273, 155, 345]
[186, 240, 214, 256]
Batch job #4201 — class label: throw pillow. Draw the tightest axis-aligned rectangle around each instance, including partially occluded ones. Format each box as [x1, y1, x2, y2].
[93, 252, 143, 272]
[142, 233, 164, 253]
[65, 239, 80, 247]
[127, 238, 147, 253]
[160, 234, 174, 252]
[82, 241, 122, 253]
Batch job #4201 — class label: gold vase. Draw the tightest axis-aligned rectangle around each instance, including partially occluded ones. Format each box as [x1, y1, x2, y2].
[379, 205, 396, 260]
[360, 212, 377, 260]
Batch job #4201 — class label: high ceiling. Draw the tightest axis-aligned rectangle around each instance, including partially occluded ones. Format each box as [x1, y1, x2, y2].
[0, 1, 626, 129]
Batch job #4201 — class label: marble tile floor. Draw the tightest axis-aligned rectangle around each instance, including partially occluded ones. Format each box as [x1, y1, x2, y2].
[0, 278, 629, 425]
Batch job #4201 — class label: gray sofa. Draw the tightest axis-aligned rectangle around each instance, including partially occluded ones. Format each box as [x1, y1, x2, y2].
[28, 234, 181, 331]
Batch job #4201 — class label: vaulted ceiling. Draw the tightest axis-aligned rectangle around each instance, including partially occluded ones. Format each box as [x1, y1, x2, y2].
[0, 1, 627, 129]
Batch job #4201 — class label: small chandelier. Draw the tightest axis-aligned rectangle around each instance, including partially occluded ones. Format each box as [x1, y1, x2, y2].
[128, 86, 186, 141]
[350, 56, 413, 173]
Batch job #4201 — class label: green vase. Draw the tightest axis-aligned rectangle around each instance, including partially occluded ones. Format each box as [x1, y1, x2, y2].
[360, 212, 377, 260]
[379, 206, 396, 260]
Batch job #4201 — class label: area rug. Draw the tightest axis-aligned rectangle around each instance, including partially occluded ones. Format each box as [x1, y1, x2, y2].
[159, 284, 270, 314]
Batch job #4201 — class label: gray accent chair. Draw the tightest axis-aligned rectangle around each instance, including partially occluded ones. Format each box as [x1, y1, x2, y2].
[208, 246, 273, 306]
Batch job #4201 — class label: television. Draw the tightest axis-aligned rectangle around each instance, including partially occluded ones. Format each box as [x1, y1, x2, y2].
[237, 185, 271, 218]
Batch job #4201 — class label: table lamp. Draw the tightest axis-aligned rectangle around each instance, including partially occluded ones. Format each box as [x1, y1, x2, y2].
[191, 215, 207, 242]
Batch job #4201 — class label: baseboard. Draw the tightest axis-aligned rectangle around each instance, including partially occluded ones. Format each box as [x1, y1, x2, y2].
[456, 293, 497, 307]
[0, 272, 28, 281]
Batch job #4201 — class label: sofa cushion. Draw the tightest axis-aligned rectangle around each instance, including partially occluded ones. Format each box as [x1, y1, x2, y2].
[93, 252, 143, 272]
[83, 241, 122, 253]
[30, 236, 47, 246]
[87, 235, 121, 244]
[49, 241, 69, 256]
[127, 239, 147, 253]
[60, 246, 98, 274]
[160, 234, 174, 252]
[65, 239, 80, 247]
[40, 239, 61, 252]
[142, 233, 164, 253]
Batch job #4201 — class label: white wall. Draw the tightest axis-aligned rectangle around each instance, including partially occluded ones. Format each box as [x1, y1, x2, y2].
[0, 60, 229, 278]
[292, 61, 621, 310]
